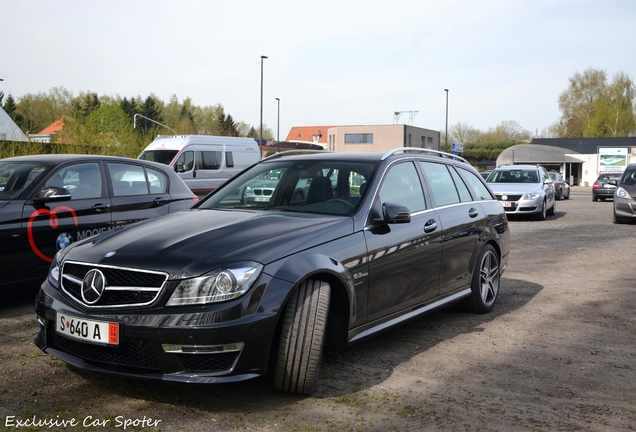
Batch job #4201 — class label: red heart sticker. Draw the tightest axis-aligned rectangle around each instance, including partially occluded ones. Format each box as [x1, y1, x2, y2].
[27, 206, 79, 262]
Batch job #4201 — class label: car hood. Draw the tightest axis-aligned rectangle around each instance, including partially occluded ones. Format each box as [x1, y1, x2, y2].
[487, 183, 544, 195]
[63, 209, 354, 279]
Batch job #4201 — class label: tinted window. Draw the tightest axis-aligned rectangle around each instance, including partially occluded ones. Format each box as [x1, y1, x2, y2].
[378, 162, 426, 212]
[108, 163, 150, 196]
[226, 152, 234, 168]
[458, 167, 494, 200]
[46, 163, 102, 200]
[448, 166, 472, 202]
[138, 150, 178, 165]
[201, 151, 221, 170]
[419, 161, 459, 207]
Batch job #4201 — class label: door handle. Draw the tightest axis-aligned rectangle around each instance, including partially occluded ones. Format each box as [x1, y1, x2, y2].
[468, 207, 479, 218]
[153, 197, 168, 205]
[423, 219, 437, 233]
[92, 203, 110, 213]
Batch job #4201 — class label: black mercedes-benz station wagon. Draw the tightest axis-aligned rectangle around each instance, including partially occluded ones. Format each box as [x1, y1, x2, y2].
[35, 148, 509, 394]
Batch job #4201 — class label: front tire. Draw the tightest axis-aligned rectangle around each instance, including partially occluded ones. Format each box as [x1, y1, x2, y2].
[536, 200, 547, 220]
[458, 245, 500, 314]
[547, 199, 556, 216]
[274, 279, 330, 394]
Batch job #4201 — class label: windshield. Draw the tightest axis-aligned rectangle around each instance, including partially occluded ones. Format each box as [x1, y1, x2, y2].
[0, 162, 48, 200]
[138, 150, 179, 165]
[198, 159, 377, 216]
[488, 169, 540, 184]
[622, 167, 636, 186]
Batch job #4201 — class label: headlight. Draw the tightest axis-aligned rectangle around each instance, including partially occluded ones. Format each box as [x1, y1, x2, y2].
[616, 187, 632, 199]
[166, 262, 263, 306]
[522, 193, 540, 200]
[47, 252, 61, 289]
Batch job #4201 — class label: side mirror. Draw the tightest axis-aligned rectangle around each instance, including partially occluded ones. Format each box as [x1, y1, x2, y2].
[608, 180, 617, 186]
[175, 162, 185, 173]
[378, 202, 411, 224]
[33, 187, 71, 202]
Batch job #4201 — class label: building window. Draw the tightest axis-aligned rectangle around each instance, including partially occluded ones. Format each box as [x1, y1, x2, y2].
[427, 136, 433, 143]
[344, 133, 373, 144]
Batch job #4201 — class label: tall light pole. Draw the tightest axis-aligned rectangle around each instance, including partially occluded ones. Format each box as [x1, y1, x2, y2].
[259, 55, 268, 158]
[444, 89, 449, 152]
[275, 97, 280, 153]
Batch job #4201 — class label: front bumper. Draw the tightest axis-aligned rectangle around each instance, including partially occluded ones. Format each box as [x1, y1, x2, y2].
[614, 197, 636, 220]
[34, 274, 293, 384]
[498, 197, 543, 215]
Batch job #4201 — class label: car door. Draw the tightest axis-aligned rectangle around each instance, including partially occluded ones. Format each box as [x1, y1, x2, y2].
[22, 161, 112, 279]
[107, 162, 171, 227]
[419, 161, 483, 296]
[364, 161, 443, 322]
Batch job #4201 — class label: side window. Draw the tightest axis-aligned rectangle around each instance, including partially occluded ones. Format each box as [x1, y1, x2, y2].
[448, 166, 473, 202]
[225, 152, 234, 168]
[108, 163, 150, 196]
[146, 167, 167, 193]
[419, 161, 460, 207]
[175, 151, 194, 172]
[201, 151, 222, 170]
[47, 163, 102, 200]
[378, 162, 426, 212]
[458, 167, 494, 200]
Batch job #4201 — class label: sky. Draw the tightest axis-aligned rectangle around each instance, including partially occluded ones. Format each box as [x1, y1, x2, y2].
[2, 0, 635, 139]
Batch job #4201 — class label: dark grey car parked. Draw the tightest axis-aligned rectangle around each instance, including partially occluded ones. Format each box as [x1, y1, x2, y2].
[35, 148, 509, 394]
[613, 164, 636, 223]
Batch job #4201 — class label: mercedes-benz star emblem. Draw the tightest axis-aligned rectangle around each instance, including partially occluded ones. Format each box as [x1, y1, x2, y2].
[81, 269, 107, 304]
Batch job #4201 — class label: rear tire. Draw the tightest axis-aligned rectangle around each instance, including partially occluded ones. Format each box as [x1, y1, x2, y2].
[274, 279, 330, 394]
[458, 245, 500, 314]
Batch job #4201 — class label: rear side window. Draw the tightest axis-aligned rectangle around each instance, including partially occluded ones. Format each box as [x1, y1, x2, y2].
[419, 161, 460, 207]
[448, 166, 472, 202]
[108, 163, 167, 196]
[458, 167, 494, 201]
[201, 151, 222, 170]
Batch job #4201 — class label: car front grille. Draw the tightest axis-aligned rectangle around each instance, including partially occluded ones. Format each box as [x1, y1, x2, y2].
[495, 194, 523, 201]
[61, 261, 168, 308]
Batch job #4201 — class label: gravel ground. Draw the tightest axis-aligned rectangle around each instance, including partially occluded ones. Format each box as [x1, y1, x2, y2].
[1, 186, 635, 432]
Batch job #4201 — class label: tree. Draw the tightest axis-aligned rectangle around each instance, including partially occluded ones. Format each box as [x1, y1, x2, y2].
[556, 68, 636, 138]
[138, 95, 164, 135]
[447, 121, 483, 144]
[70, 92, 101, 124]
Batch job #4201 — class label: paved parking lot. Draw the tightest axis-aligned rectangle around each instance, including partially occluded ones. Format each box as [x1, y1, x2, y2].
[1, 186, 634, 431]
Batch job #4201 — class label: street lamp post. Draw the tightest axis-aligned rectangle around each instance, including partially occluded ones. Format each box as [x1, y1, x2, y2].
[444, 89, 449, 153]
[259, 55, 268, 158]
[275, 97, 280, 153]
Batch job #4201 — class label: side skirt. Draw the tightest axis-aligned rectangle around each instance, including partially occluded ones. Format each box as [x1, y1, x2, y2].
[348, 287, 472, 344]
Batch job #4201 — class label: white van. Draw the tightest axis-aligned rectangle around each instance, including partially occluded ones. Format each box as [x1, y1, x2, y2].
[138, 135, 260, 197]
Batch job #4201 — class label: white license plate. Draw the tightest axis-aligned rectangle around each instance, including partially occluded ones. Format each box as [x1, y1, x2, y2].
[500, 201, 511, 208]
[56, 312, 119, 346]
[255, 197, 270, 202]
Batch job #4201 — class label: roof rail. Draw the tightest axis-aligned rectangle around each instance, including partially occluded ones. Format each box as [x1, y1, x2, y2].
[262, 150, 331, 161]
[381, 147, 469, 164]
